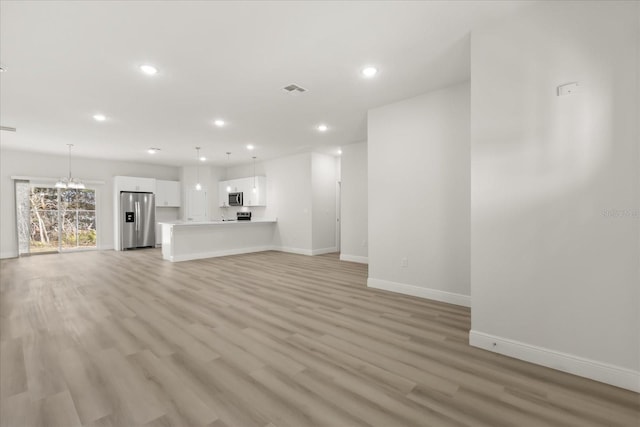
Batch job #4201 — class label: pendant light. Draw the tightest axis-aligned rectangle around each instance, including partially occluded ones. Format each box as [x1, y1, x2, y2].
[55, 144, 85, 189]
[195, 147, 202, 191]
[252, 156, 257, 193]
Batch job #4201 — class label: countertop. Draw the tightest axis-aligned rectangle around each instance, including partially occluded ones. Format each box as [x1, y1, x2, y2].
[159, 219, 277, 227]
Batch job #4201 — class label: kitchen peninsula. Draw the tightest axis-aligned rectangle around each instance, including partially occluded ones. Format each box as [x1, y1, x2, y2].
[160, 219, 277, 262]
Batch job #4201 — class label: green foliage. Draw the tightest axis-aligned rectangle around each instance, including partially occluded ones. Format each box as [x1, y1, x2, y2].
[29, 186, 97, 251]
[79, 229, 97, 246]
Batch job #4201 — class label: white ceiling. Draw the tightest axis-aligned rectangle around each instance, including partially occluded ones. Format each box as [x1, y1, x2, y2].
[0, 1, 531, 167]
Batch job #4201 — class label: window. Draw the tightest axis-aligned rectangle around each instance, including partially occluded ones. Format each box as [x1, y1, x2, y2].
[28, 186, 97, 253]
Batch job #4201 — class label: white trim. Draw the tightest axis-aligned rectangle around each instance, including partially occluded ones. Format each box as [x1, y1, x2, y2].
[367, 277, 471, 307]
[0, 251, 18, 259]
[58, 247, 101, 254]
[469, 330, 640, 393]
[167, 245, 274, 262]
[311, 246, 338, 256]
[10, 175, 105, 185]
[278, 246, 313, 256]
[340, 254, 369, 264]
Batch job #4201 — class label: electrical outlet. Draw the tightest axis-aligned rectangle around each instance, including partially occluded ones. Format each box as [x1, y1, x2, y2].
[400, 257, 408, 268]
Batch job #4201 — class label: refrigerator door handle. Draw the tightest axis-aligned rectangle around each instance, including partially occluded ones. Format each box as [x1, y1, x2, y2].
[135, 201, 140, 231]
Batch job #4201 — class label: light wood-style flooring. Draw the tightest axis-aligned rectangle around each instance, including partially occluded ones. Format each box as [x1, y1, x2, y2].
[1, 249, 638, 426]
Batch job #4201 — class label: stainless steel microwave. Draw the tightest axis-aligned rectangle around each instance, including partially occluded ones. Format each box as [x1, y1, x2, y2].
[229, 192, 243, 206]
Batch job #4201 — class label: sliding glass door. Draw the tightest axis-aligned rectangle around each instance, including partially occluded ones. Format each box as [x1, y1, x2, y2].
[28, 186, 97, 254]
[30, 187, 60, 253]
[60, 187, 96, 250]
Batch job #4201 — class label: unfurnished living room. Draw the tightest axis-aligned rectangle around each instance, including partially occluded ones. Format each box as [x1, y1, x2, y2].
[0, 1, 639, 426]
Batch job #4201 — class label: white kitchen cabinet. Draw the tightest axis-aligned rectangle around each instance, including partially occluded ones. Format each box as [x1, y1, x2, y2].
[218, 176, 267, 207]
[226, 179, 241, 193]
[156, 180, 181, 207]
[114, 176, 156, 192]
[243, 176, 267, 207]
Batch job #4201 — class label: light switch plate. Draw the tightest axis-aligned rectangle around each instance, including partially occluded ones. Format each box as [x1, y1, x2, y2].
[557, 82, 579, 96]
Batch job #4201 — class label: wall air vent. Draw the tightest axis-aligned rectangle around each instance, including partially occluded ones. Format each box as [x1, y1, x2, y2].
[283, 84, 307, 94]
[0, 126, 17, 132]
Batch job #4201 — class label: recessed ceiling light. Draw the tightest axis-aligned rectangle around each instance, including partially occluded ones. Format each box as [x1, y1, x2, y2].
[214, 119, 225, 127]
[200, 156, 207, 162]
[246, 144, 254, 150]
[337, 149, 342, 155]
[147, 148, 160, 154]
[93, 114, 106, 122]
[139, 64, 158, 75]
[317, 124, 328, 132]
[361, 66, 378, 78]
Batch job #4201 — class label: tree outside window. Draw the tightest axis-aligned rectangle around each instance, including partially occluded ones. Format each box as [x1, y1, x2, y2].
[30, 187, 97, 253]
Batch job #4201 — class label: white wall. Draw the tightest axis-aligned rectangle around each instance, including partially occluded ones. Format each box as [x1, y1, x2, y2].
[311, 153, 338, 254]
[223, 152, 339, 255]
[470, 1, 639, 391]
[367, 82, 471, 306]
[340, 142, 368, 263]
[265, 153, 313, 253]
[181, 164, 224, 222]
[226, 153, 314, 254]
[0, 148, 179, 257]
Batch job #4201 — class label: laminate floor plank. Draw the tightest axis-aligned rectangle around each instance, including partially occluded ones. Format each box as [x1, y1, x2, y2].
[216, 326, 306, 376]
[207, 358, 330, 427]
[0, 338, 27, 399]
[41, 390, 83, 427]
[0, 392, 41, 427]
[128, 350, 219, 427]
[1, 249, 638, 427]
[285, 331, 418, 395]
[249, 366, 370, 427]
[58, 346, 112, 425]
[22, 332, 67, 401]
[92, 347, 166, 425]
[161, 352, 274, 427]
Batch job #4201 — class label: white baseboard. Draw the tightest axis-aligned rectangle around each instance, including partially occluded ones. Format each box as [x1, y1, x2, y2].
[278, 246, 337, 256]
[469, 330, 640, 393]
[367, 278, 471, 307]
[278, 246, 313, 256]
[339, 254, 369, 264]
[311, 247, 338, 256]
[0, 251, 18, 259]
[168, 246, 274, 262]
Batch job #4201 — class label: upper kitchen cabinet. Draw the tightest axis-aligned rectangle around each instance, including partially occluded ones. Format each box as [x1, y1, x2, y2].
[243, 176, 267, 207]
[114, 176, 156, 193]
[218, 176, 267, 207]
[156, 180, 181, 207]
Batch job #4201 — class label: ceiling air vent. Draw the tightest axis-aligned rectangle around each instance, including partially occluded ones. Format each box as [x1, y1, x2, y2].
[0, 126, 17, 132]
[283, 84, 307, 94]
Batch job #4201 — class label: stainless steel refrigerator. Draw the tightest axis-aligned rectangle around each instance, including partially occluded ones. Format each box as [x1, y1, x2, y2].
[120, 192, 155, 249]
